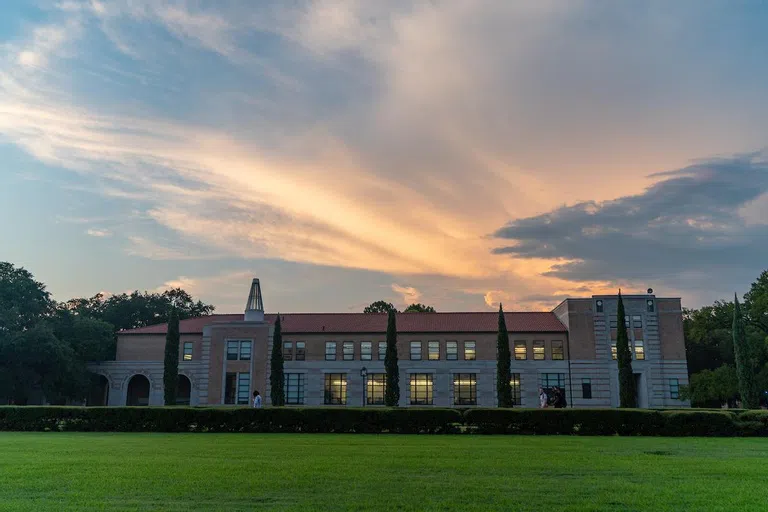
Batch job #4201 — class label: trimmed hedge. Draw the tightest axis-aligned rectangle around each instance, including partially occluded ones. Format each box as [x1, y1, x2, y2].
[0, 406, 765, 436]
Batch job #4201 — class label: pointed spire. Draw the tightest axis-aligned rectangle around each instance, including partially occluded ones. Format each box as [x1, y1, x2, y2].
[244, 278, 265, 322]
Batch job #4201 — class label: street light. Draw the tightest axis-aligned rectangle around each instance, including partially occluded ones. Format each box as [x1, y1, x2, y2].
[360, 367, 368, 407]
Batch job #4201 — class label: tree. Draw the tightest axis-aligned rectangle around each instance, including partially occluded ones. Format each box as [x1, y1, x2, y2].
[616, 291, 637, 408]
[683, 302, 735, 374]
[163, 308, 180, 405]
[0, 262, 53, 335]
[48, 309, 116, 362]
[364, 301, 397, 314]
[733, 295, 760, 409]
[679, 365, 739, 408]
[744, 270, 768, 336]
[384, 309, 400, 406]
[270, 314, 285, 406]
[403, 303, 436, 313]
[496, 304, 513, 407]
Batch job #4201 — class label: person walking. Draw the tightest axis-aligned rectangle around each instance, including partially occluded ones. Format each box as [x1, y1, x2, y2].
[253, 390, 262, 408]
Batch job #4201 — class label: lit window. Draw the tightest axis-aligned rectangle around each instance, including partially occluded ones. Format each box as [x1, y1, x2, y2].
[464, 341, 476, 361]
[283, 342, 293, 361]
[410, 341, 422, 361]
[409, 374, 433, 405]
[226, 341, 239, 361]
[446, 341, 458, 360]
[533, 340, 545, 360]
[453, 373, 477, 406]
[183, 342, 193, 361]
[611, 341, 617, 360]
[635, 339, 645, 360]
[237, 372, 250, 405]
[633, 315, 642, 328]
[324, 373, 347, 405]
[514, 341, 527, 360]
[647, 300, 655, 313]
[669, 378, 680, 399]
[343, 341, 354, 361]
[551, 341, 564, 360]
[582, 378, 592, 399]
[378, 342, 387, 360]
[510, 374, 521, 405]
[596, 300, 603, 313]
[366, 373, 386, 405]
[284, 373, 305, 405]
[428, 341, 440, 360]
[295, 342, 305, 361]
[239, 341, 252, 361]
[325, 342, 336, 361]
[360, 342, 372, 361]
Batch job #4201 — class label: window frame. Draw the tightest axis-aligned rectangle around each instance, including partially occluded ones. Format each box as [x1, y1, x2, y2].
[183, 342, 193, 361]
[669, 378, 680, 399]
[284, 373, 305, 405]
[464, 341, 476, 361]
[596, 299, 603, 313]
[324, 373, 347, 405]
[226, 340, 239, 361]
[239, 341, 252, 361]
[366, 373, 386, 405]
[510, 373, 521, 406]
[428, 341, 440, 361]
[409, 373, 434, 405]
[453, 373, 477, 406]
[647, 299, 655, 313]
[283, 341, 293, 361]
[634, 339, 645, 360]
[343, 341, 355, 361]
[533, 340, 545, 360]
[582, 378, 592, 399]
[410, 341, 422, 361]
[632, 315, 643, 328]
[295, 341, 306, 361]
[360, 341, 372, 361]
[446, 341, 458, 361]
[236, 372, 250, 405]
[325, 341, 337, 361]
[378, 341, 387, 361]
[551, 340, 564, 360]
[514, 341, 527, 361]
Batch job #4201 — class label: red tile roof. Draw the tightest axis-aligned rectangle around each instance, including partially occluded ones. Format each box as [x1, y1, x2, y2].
[119, 311, 567, 335]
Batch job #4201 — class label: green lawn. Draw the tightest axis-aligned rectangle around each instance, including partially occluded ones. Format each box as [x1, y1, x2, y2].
[1, 434, 768, 511]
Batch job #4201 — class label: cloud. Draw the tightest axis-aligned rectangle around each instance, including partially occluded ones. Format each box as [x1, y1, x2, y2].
[86, 228, 111, 237]
[391, 284, 421, 306]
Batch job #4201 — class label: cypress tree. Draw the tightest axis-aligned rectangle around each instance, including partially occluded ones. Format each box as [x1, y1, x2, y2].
[163, 307, 180, 405]
[616, 291, 637, 408]
[270, 314, 285, 406]
[384, 309, 400, 406]
[496, 303, 513, 407]
[733, 295, 759, 409]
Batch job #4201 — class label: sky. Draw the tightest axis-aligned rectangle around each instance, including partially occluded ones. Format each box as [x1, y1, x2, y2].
[1, 1, 767, 314]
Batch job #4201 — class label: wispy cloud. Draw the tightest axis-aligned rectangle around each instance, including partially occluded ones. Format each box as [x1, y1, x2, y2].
[86, 228, 111, 237]
[391, 283, 421, 306]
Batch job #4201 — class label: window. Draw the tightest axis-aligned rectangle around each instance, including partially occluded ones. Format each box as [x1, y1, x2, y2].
[596, 300, 603, 313]
[453, 374, 477, 406]
[378, 342, 387, 360]
[533, 340, 545, 360]
[283, 342, 293, 361]
[239, 341, 252, 361]
[224, 373, 237, 404]
[634, 339, 645, 360]
[611, 341, 617, 360]
[325, 342, 336, 361]
[632, 315, 642, 328]
[464, 341, 476, 361]
[540, 373, 566, 393]
[226, 341, 239, 361]
[361, 342, 372, 361]
[510, 374, 521, 405]
[295, 342, 306, 361]
[670, 378, 680, 399]
[446, 341, 458, 360]
[237, 372, 250, 405]
[647, 299, 655, 313]
[227, 340, 251, 361]
[551, 341, 564, 360]
[410, 374, 433, 405]
[324, 373, 347, 405]
[343, 341, 354, 361]
[410, 341, 422, 361]
[514, 341, 527, 360]
[183, 342, 193, 361]
[428, 341, 440, 361]
[366, 373, 386, 405]
[609, 319, 617, 329]
[284, 373, 305, 405]
[582, 378, 592, 399]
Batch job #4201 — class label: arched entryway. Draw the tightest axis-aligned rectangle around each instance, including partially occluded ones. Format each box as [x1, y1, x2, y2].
[126, 375, 150, 406]
[177, 375, 191, 406]
[87, 374, 110, 406]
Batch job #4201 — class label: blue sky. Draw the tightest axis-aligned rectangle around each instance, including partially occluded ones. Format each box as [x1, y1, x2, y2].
[1, 1, 768, 313]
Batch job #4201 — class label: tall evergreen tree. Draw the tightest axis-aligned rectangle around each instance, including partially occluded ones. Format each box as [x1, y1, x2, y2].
[733, 295, 759, 409]
[616, 291, 637, 408]
[270, 314, 285, 406]
[384, 310, 400, 406]
[496, 303, 513, 407]
[163, 307, 180, 405]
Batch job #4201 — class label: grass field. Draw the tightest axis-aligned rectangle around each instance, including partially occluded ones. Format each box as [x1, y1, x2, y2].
[1, 434, 768, 511]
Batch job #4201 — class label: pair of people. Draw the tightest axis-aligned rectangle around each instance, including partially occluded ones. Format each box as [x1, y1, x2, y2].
[539, 386, 567, 408]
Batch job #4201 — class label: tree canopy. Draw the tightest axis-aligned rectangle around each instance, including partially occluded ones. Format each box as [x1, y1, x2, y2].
[363, 301, 397, 314]
[403, 303, 436, 313]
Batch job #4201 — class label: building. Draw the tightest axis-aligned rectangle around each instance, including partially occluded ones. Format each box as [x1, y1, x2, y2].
[88, 279, 690, 408]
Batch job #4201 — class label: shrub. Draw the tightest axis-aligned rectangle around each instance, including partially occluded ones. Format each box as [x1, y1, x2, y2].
[660, 411, 738, 436]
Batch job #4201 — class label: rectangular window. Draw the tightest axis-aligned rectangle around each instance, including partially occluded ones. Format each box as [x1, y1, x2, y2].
[366, 373, 386, 405]
[514, 341, 527, 360]
[325, 342, 336, 361]
[237, 372, 250, 405]
[224, 372, 237, 404]
[611, 341, 617, 360]
[446, 341, 458, 360]
[635, 339, 645, 360]
[670, 378, 680, 399]
[428, 341, 440, 361]
[540, 373, 566, 393]
[510, 373, 521, 406]
[378, 342, 387, 360]
[284, 373, 305, 405]
[464, 341, 476, 361]
[283, 342, 293, 361]
[582, 378, 592, 399]
[183, 342, 193, 361]
[409, 373, 433, 405]
[453, 373, 477, 406]
[239, 341, 252, 361]
[551, 340, 564, 360]
[343, 341, 354, 361]
[647, 300, 655, 313]
[295, 342, 305, 361]
[632, 315, 643, 328]
[324, 373, 347, 405]
[360, 341, 372, 361]
[410, 341, 422, 361]
[596, 300, 603, 313]
[226, 341, 239, 361]
[227, 340, 251, 361]
[609, 320, 617, 329]
[533, 340, 545, 360]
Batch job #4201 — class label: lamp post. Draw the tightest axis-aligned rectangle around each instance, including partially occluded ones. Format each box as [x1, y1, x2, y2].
[360, 367, 368, 407]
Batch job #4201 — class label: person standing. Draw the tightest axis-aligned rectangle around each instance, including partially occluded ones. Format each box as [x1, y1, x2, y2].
[253, 390, 262, 408]
[539, 387, 548, 408]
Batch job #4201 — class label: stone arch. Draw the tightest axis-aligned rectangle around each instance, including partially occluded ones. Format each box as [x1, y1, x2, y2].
[126, 374, 151, 406]
[176, 374, 192, 406]
[87, 373, 110, 406]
